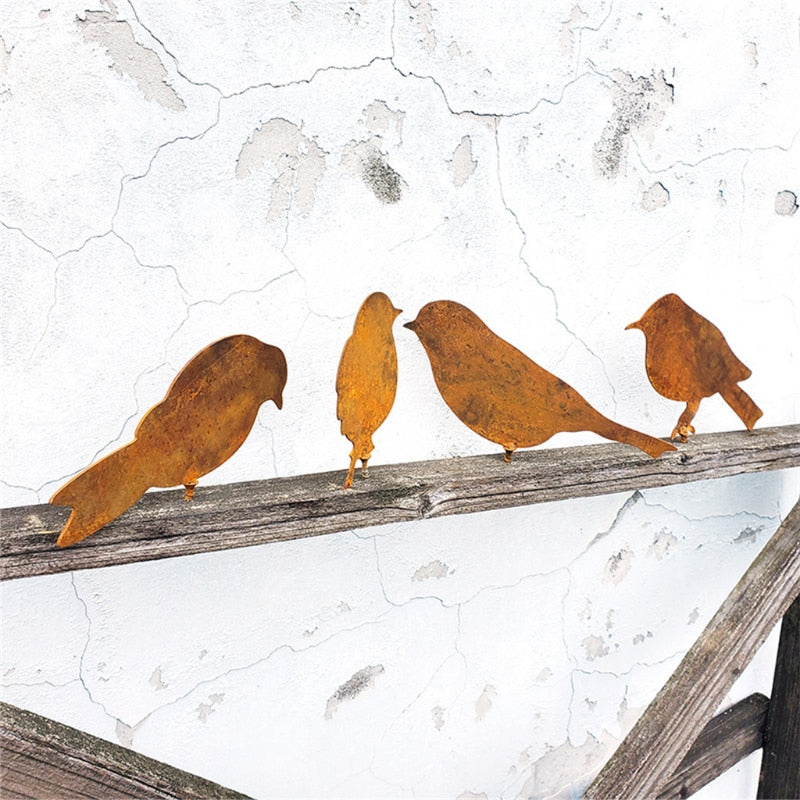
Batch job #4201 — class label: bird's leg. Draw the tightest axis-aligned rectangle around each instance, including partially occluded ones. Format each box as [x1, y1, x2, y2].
[344, 452, 357, 489]
[183, 482, 197, 501]
[671, 400, 700, 443]
[503, 448, 515, 463]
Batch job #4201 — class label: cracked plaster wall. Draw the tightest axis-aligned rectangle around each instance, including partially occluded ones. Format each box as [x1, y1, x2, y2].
[1, 1, 799, 798]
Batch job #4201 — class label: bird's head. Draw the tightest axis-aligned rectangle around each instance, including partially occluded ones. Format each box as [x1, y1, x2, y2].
[404, 300, 478, 339]
[626, 293, 685, 335]
[360, 292, 402, 325]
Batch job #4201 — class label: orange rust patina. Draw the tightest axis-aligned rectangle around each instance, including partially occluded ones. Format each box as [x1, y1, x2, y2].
[50, 335, 287, 547]
[336, 292, 402, 488]
[405, 300, 675, 461]
[627, 293, 762, 442]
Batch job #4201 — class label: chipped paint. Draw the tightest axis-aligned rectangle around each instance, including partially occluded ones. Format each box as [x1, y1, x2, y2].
[76, 11, 185, 111]
[236, 118, 326, 220]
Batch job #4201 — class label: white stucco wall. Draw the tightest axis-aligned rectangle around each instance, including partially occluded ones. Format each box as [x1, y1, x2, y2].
[2, 1, 799, 798]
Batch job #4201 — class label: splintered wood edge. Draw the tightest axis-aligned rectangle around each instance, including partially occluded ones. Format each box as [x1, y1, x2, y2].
[586, 499, 800, 799]
[1, 425, 799, 580]
[0, 701, 252, 800]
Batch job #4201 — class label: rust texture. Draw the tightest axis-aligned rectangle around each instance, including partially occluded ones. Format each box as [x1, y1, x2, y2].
[405, 300, 675, 460]
[50, 335, 287, 547]
[336, 292, 402, 488]
[627, 293, 762, 442]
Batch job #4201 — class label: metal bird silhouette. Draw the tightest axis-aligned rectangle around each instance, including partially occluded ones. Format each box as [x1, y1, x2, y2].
[405, 300, 675, 460]
[50, 335, 287, 547]
[626, 293, 762, 441]
[336, 292, 402, 488]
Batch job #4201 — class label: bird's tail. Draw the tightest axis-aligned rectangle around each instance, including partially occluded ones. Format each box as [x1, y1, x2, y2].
[720, 384, 763, 431]
[49, 441, 150, 547]
[589, 414, 677, 458]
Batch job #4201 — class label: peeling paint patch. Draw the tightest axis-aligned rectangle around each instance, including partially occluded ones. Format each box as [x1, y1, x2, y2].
[364, 100, 405, 143]
[474, 683, 497, 720]
[432, 704, 445, 730]
[603, 547, 634, 584]
[641, 181, 670, 211]
[582, 634, 609, 660]
[236, 118, 326, 221]
[632, 630, 653, 645]
[688, 607, 700, 625]
[115, 720, 136, 747]
[412, 559, 453, 581]
[448, 136, 477, 187]
[593, 70, 673, 178]
[408, 0, 437, 54]
[734, 525, 762, 544]
[745, 41, 759, 68]
[197, 692, 225, 723]
[288, 2, 301, 21]
[324, 664, 384, 719]
[775, 190, 798, 216]
[535, 666, 553, 683]
[76, 11, 185, 111]
[647, 527, 678, 559]
[560, 5, 590, 57]
[148, 666, 167, 690]
[457, 792, 488, 800]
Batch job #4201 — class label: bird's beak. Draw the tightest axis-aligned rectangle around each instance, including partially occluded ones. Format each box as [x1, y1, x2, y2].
[403, 319, 417, 332]
[273, 391, 284, 410]
[625, 320, 641, 331]
[393, 307, 402, 318]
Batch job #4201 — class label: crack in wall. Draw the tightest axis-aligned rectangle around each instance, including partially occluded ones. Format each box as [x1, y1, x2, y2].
[492, 120, 620, 413]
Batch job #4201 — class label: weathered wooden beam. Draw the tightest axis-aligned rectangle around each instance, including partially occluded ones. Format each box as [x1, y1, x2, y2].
[0, 702, 252, 800]
[657, 693, 769, 799]
[758, 593, 800, 799]
[2, 425, 798, 580]
[585, 499, 800, 799]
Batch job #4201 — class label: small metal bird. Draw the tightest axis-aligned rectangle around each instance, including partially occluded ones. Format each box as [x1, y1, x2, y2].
[50, 335, 287, 547]
[405, 300, 675, 460]
[336, 292, 402, 488]
[626, 293, 762, 441]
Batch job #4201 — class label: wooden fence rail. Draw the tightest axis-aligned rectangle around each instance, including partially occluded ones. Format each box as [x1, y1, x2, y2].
[2, 425, 799, 580]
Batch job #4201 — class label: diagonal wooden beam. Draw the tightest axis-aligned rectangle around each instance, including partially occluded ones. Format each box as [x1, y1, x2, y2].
[586, 499, 800, 799]
[757, 592, 800, 799]
[657, 693, 769, 799]
[2, 425, 798, 580]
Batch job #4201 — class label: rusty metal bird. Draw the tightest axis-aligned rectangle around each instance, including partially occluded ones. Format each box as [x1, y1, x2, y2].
[626, 293, 762, 442]
[336, 292, 402, 488]
[50, 335, 287, 547]
[405, 300, 675, 460]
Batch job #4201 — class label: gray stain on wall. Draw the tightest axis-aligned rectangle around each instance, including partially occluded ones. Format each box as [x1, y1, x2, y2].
[593, 70, 673, 179]
[325, 664, 385, 719]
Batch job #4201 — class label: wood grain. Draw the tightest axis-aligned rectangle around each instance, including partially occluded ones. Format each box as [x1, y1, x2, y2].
[657, 693, 768, 799]
[2, 425, 798, 580]
[757, 593, 800, 799]
[0, 702, 252, 800]
[586, 499, 800, 799]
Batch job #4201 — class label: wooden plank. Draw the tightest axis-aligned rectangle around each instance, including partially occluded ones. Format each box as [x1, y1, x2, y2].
[758, 593, 800, 799]
[586, 500, 800, 799]
[2, 425, 798, 580]
[0, 702, 252, 800]
[657, 693, 769, 799]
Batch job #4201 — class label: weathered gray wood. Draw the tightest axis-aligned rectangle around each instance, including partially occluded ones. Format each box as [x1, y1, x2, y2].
[0, 701, 252, 800]
[758, 593, 800, 799]
[657, 693, 769, 799]
[2, 425, 798, 580]
[586, 500, 800, 799]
